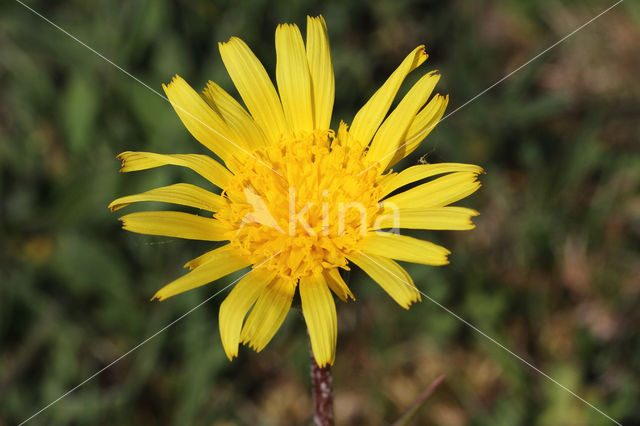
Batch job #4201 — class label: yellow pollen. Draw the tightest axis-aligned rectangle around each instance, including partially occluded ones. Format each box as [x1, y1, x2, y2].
[215, 130, 384, 280]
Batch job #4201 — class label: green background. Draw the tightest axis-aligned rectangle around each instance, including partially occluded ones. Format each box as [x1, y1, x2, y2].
[2, 0, 639, 424]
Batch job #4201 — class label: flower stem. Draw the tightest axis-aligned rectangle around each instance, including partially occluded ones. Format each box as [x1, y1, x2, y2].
[309, 348, 334, 426]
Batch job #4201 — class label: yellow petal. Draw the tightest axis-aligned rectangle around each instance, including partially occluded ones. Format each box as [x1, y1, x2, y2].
[324, 268, 355, 302]
[117, 151, 232, 189]
[119, 211, 229, 241]
[219, 268, 276, 360]
[202, 81, 268, 150]
[388, 93, 448, 167]
[152, 245, 250, 301]
[183, 246, 232, 270]
[384, 171, 482, 209]
[349, 46, 427, 149]
[335, 120, 358, 147]
[366, 72, 440, 170]
[241, 278, 295, 351]
[360, 232, 450, 266]
[347, 252, 420, 309]
[219, 37, 289, 142]
[108, 183, 224, 212]
[276, 23, 314, 133]
[306, 15, 334, 130]
[300, 272, 337, 367]
[163, 76, 245, 164]
[379, 163, 485, 197]
[374, 206, 480, 230]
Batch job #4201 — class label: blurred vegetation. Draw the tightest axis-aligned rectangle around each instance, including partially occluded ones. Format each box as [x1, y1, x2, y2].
[2, 0, 640, 425]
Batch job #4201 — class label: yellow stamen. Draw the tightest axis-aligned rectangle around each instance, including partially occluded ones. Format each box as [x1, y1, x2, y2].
[216, 130, 383, 280]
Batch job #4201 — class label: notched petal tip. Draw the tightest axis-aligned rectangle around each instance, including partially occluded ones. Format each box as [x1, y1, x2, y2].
[399, 290, 423, 310]
[163, 75, 183, 91]
[276, 22, 301, 38]
[219, 36, 242, 48]
[203, 80, 217, 94]
[314, 357, 334, 368]
[307, 14, 325, 22]
[406, 295, 422, 309]
[430, 93, 449, 105]
[241, 338, 262, 353]
[151, 287, 174, 302]
[117, 216, 132, 231]
[401, 45, 428, 72]
[116, 152, 127, 171]
[183, 259, 198, 270]
[469, 209, 481, 216]
[416, 44, 428, 59]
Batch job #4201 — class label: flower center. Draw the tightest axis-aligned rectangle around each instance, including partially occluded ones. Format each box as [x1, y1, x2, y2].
[216, 131, 383, 280]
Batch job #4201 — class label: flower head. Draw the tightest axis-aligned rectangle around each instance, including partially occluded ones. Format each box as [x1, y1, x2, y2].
[110, 16, 483, 366]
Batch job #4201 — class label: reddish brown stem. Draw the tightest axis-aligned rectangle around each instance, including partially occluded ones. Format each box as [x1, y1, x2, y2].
[310, 348, 334, 426]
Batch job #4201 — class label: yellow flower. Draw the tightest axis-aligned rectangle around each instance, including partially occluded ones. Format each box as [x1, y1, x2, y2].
[109, 16, 483, 367]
